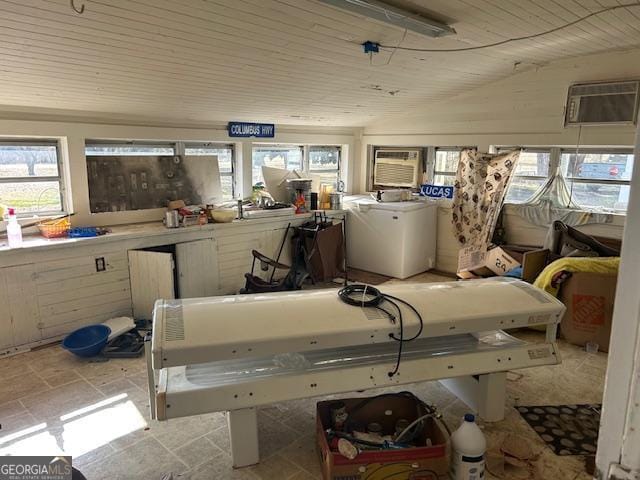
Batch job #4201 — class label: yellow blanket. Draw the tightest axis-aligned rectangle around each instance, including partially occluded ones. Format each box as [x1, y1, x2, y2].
[533, 257, 620, 296]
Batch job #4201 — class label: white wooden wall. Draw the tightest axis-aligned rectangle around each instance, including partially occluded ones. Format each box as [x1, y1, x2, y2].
[436, 204, 459, 274]
[0, 252, 134, 353]
[595, 124, 640, 479]
[502, 205, 625, 246]
[0, 215, 331, 354]
[216, 222, 303, 294]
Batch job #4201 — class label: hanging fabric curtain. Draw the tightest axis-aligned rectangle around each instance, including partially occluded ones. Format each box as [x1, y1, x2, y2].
[525, 171, 579, 209]
[510, 171, 613, 227]
[452, 148, 520, 247]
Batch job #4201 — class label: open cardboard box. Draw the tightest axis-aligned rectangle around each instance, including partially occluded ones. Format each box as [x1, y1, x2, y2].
[316, 395, 450, 480]
[457, 245, 522, 279]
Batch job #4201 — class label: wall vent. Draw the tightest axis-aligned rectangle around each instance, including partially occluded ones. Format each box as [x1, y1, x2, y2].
[164, 301, 185, 341]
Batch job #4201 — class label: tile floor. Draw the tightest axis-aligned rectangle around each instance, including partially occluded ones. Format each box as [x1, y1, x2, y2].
[0, 275, 607, 480]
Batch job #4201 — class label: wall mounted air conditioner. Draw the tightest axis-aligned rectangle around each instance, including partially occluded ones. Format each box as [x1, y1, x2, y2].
[565, 80, 640, 126]
[373, 149, 421, 187]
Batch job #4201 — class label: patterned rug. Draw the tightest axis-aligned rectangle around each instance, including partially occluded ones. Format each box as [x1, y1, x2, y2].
[516, 404, 600, 456]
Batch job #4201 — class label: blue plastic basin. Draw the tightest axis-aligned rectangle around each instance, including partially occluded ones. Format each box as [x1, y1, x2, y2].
[62, 324, 111, 357]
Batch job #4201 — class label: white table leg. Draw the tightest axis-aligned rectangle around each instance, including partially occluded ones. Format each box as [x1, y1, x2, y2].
[227, 407, 259, 467]
[440, 372, 507, 422]
[477, 372, 506, 422]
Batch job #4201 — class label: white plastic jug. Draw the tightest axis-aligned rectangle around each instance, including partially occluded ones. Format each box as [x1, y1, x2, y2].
[450, 413, 486, 480]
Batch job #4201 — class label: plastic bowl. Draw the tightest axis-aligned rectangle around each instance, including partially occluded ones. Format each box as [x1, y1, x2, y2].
[210, 209, 236, 223]
[62, 324, 111, 357]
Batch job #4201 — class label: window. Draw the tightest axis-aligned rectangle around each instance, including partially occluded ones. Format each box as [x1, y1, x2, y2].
[308, 146, 341, 186]
[560, 149, 633, 211]
[433, 148, 460, 186]
[0, 141, 65, 215]
[184, 143, 235, 199]
[252, 145, 304, 186]
[85, 141, 231, 212]
[251, 145, 304, 186]
[499, 147, 634, 213]
[503, 149, 550, 203]
[85, 141, 237, 211]
[252, 145, 342, 188]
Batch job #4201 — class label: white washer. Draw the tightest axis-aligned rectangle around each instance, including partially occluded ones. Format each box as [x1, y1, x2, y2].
[346, 199, 438, 279]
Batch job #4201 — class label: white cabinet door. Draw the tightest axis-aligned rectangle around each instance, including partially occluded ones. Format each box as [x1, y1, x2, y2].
[217, 231, 265, 295]
[175, 239, 219, 298]
[0, 264, 41, 352]
[128, 251, 175, 320]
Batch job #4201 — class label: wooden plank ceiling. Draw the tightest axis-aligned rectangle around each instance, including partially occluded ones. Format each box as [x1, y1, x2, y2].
[0, 0, 639, 126]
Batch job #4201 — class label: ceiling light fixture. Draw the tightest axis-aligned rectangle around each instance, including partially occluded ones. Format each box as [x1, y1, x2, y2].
[317, 0, 455, 38]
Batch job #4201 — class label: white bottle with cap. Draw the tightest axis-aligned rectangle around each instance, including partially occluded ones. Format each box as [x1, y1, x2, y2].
[450, 413, 486, 480]
[6, 208, 23, 248]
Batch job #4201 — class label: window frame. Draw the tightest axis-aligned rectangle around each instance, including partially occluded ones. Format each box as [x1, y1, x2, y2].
[307, 145, 342, 186]
[497, 146, 634, 212]
[252, 144, 342, 187]
[497, 147, 552, 204]
[560, 148, 634, 183]
[559, 147, 633, 212]
[85, 140, 237, 201]
[433, 147, 463, 186]
[0, 139, 66, 216]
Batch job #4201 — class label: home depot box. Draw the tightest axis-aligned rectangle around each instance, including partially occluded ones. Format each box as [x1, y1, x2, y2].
[316, 395, 450, 480]
[559, 272, 617, 352]
[457, 245, 521, 279]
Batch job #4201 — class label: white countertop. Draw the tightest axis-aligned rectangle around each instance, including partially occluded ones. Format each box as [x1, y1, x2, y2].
[0, 210, 345, 256]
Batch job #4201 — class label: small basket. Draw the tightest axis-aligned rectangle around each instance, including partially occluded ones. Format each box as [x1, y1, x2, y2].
[38, 217, 71, 238]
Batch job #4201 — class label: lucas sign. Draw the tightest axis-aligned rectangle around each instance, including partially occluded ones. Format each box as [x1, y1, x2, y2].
[420, 184, 454, 199]
[228, 122, 275, 138]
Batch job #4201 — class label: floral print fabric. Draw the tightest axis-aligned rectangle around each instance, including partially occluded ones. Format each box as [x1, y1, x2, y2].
[452, 148, 520, 247]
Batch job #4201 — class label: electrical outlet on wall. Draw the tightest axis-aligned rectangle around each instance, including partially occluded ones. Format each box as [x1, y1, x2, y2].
[95, 257, 106, 272]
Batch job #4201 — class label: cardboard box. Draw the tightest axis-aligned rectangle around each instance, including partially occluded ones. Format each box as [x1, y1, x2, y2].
[316, 395, 450, 480]
[457, 245, 521, 278]
[521, 249, 552, 283]
[559, 272, 617, 352]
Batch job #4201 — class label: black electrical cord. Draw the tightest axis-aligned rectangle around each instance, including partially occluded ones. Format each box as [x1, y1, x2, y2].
[338, 284, 424, 377]
[337, 284, 396, 323]
[375, 3, 640, 53]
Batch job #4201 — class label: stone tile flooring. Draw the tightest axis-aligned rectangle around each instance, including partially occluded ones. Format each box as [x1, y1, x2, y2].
[0, 277, 607, 480]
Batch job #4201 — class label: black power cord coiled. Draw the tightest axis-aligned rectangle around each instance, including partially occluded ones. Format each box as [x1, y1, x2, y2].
[337, 284, 424, 377]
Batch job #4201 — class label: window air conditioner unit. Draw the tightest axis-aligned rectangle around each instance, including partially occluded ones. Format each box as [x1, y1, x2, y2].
[373, 149, 420, 187]
[565, 80, 640, 126]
